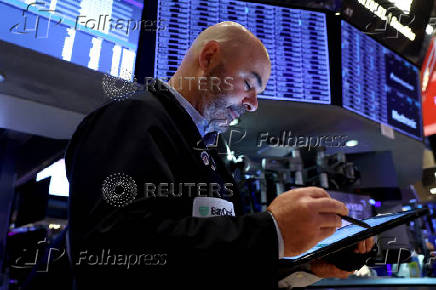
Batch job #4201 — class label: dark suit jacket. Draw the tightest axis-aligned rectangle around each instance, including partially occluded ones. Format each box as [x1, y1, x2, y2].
[64, 79, 279, 289]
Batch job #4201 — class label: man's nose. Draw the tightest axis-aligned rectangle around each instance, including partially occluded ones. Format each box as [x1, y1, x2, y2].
[243, 90, 258, 112]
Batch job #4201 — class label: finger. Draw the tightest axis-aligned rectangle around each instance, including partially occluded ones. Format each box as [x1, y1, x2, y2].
[319, 227, 336, 240]
[304, 187, 331, 198]
[358, 240, 365, 253]
[314, 262, 353, 279]
[338, 270, 353, 279]
[330, 265, 353, 279]
[365, 237, 375, 253]
[312, 198, 349, 215]
[318, 213, 342, 228]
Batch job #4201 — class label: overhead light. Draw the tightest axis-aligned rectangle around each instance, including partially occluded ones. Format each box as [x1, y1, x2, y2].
[335, 12, 340, 16]
[427, 25, 434, 35]
[430, 188, 436, 195]
[345, 140, 359, 147]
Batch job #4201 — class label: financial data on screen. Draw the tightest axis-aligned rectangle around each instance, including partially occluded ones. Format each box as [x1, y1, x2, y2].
[155, 0, 331, 103]
[0, 0, 143, 79]
[342, 20, 422, 139]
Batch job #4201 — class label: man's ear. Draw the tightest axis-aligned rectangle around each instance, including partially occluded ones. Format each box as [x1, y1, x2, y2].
[198, 40, 220, 71]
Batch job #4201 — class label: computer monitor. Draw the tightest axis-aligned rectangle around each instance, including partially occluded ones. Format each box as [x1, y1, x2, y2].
[152, 0, 331, 104]
[341, 0, 433, 65]
[341, 20, 423, 140]
[0, 0, 144, 79]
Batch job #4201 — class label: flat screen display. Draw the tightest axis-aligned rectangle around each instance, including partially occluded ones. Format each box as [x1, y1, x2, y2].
[283, 211, 409, 260]
[155, 0, 331, 104]
[342, 20, 422, 139]
[341, 0, 433, 66]
[0, 0, 143, 79]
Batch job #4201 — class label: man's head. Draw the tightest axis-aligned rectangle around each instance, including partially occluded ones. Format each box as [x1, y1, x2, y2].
[169, 21, 271, 133]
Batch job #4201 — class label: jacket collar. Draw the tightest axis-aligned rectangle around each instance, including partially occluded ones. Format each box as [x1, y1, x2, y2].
[146, 78, 208, 150]
[158, 81, 210, 138]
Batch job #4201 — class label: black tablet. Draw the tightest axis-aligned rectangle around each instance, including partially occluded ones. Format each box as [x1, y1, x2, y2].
[279, 208, 429, 267]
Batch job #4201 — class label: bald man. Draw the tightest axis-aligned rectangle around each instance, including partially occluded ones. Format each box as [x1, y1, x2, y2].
[64, 22, 374, 290]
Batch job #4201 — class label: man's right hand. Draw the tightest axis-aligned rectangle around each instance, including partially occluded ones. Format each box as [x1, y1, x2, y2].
[267, 187, 348, 257]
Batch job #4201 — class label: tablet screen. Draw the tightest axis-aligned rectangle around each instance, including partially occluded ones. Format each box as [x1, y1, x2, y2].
[283, 212, 409, 260]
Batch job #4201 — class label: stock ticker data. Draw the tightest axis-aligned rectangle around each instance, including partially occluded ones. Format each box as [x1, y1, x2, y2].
[155, 0, 332, 104]
[341, 20, 423, 140]
[0, 0, 143, 79]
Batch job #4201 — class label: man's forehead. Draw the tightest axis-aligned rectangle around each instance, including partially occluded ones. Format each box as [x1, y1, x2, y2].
[221, 42, 270, 85]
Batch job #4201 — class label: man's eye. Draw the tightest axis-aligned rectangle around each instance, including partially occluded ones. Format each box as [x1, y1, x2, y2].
[244, 81, 251, 90]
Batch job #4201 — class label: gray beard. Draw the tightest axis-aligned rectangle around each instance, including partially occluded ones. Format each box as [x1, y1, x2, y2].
[202, 96, 230, 134]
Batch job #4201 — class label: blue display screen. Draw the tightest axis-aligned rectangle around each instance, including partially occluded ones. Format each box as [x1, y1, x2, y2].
[341, 20, 423, 140]
[155, 0, 331, 104]
[0, 0, 144, 79]
[283, 211, 409, 260]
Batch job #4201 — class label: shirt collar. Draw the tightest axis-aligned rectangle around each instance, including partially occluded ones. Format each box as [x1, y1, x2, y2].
[159, 81, 211, 138]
